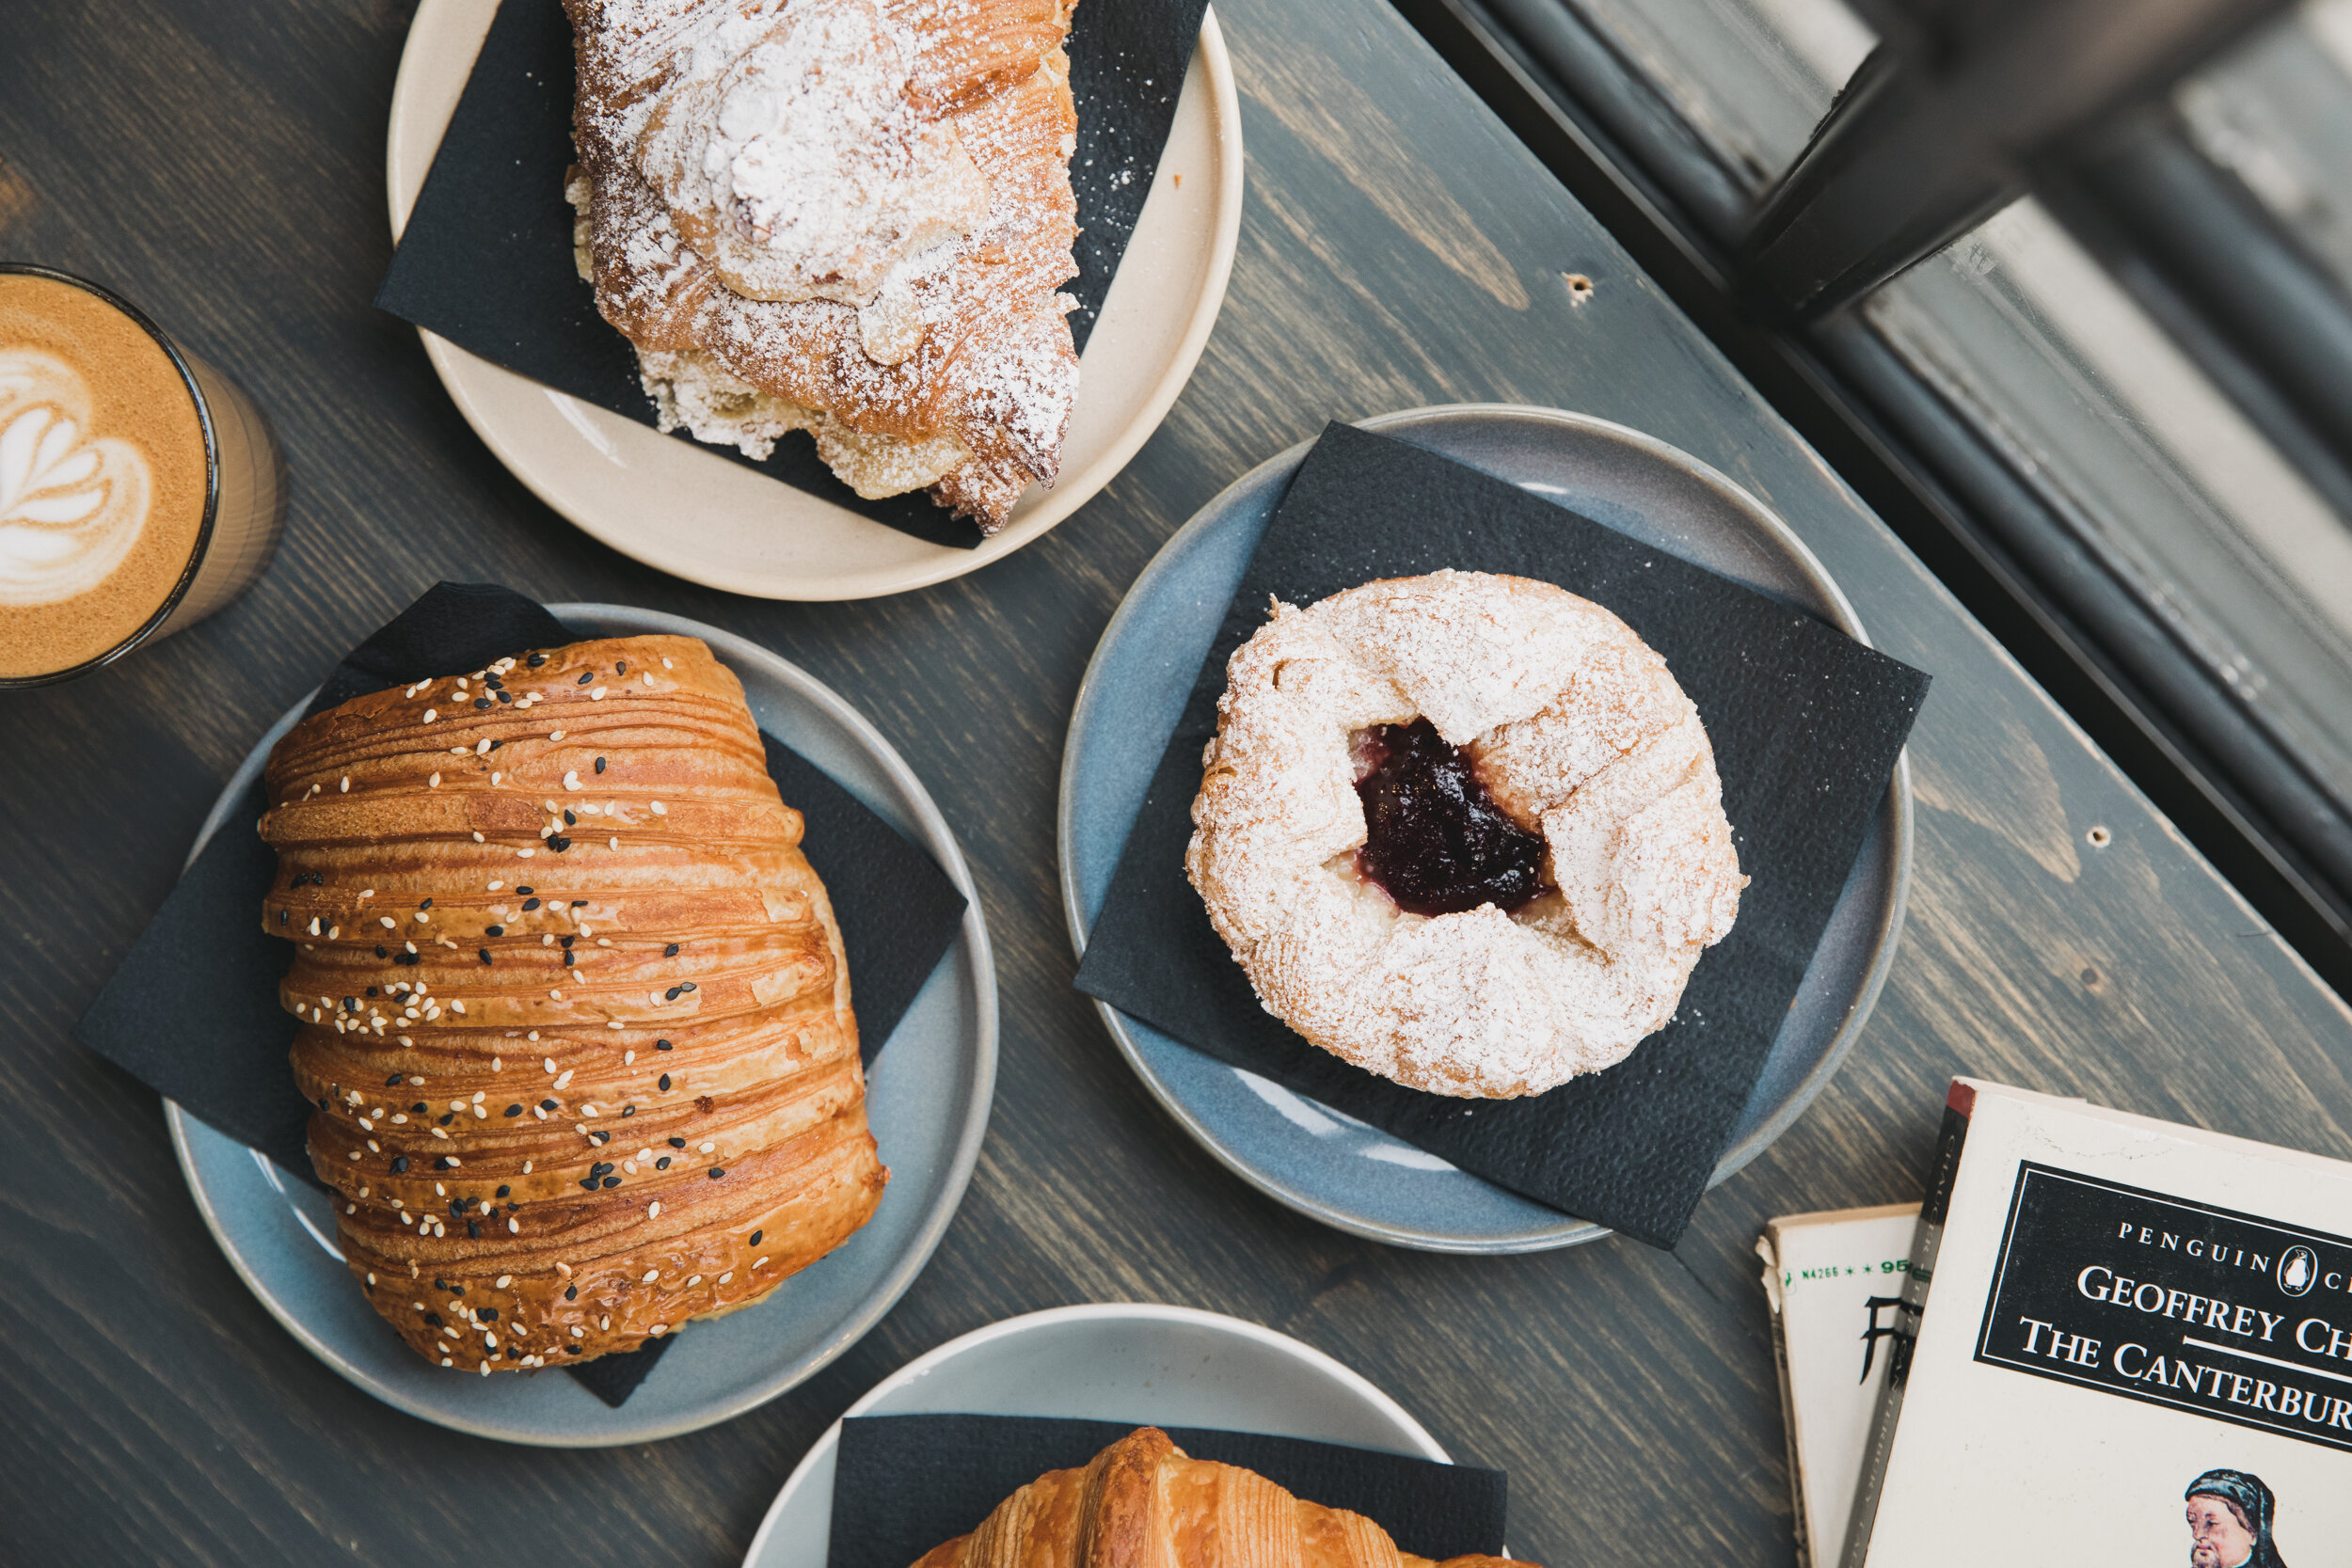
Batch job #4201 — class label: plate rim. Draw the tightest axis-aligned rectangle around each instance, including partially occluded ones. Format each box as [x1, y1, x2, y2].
[1055, 403, 1915, 1254]
[165, 600, 999, 1445]
[383, 0, 1246, 603]
[738, 1301, 1454, 1567]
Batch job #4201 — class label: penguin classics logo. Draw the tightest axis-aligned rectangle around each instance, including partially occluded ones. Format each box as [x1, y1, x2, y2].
[2278, 1245, 2316, 1298]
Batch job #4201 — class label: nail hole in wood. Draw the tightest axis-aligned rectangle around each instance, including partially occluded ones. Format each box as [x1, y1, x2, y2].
[1563, 272, 1595, 305]
[2086, 825, 2111, 847]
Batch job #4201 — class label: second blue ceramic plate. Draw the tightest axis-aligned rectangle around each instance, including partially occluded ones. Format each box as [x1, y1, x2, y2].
[1058, 405, 1913, 1252]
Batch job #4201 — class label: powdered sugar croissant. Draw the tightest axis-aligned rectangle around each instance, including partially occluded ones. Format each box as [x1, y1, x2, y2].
[913, 1427, 1528, 1568]
[260, 633, 885, 1371]
[564, 0, 1083, 531]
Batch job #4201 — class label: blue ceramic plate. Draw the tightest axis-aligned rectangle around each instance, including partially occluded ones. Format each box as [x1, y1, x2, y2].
[1058, 405, 1913, 1253]
[167, 605, 997, 1445]
[739, 1304, 1454, 1568]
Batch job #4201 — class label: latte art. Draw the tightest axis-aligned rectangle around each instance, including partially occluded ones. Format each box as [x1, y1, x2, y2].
[0, 348, 153, 607]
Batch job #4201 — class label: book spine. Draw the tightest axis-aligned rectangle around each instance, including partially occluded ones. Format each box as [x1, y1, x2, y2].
[1757, 1232, 1812, 1568]
[1840, 1087, 1973, 1568]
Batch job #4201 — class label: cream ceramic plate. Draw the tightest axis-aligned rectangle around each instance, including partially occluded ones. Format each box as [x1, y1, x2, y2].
[738, 1305, 1456, 1568]
[385, 0, 1243, 600]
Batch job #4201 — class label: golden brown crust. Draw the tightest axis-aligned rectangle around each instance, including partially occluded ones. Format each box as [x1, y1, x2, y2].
[916, 1427, 1531, 1568]
[259, 634, 885, 1372]
[564, 0, 1083, 528]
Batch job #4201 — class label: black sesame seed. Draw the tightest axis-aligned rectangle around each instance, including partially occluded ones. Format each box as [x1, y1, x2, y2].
[374, 944, 388, 958]
[656, 1157, 671, 1169]
[467, 1220, 482, 1237]
[367, 986, 380, 997]
[564, 1285, 578, 1301]
[749, 1230, 763, 1246]
[278, 910, 289, 925]
[485, 925, 504, 937]
[668, 1137, 686, 1148]
[678, 981, 697, 992]
[423, 1311, 442, 1327]
[620, 1105, 634, 1117]
[594, 757, 606, 774]
[437, 1112, 453, 1125]
[480, 949, 494, 965]
[527, 653, 547, 667]
[516, 885, 534, 895]
[541, 1099, 558, 1111]
[473, 698, 490, 710]
[419, 898, 433, 910]
[396, 951, 421, 966]
[664, 942, 680, 958]
[664, 988, 681, 1001]
[503, 1104, 522, 1117]
[591, 1130, 610, 1145]
[578, 1178, 598, 1192]
[449, 1199, 466, 1218]
[560, 935, 575, 948]
[496, 690, 512, 705]
[600, 1176, 620, 1189]
[708, 1167, 724, 1180]
[562, 809, 576, 826]
[413, 1102, 427, 1114]
[315, 1096, 328, 1111]
[391, 1156, 409, 1173]
[385, 1073, 402, 1085]
[655, 1039, 672, 1051]
[496, 1185, 511, 1198]
[565, 1345, 582, 1355]
[485, 675, 502, 689]
[658, 1074, 672, 1091]
[522, 898, 540, 911]
[614, 661, 627, 674]
[591, 1162, 612, 1176]
[577, 671, 593, 685]
[563, 952, 575, 968]
[571, 899, 587, 908]
[480, 1307, 498, 1321]
[342, 996, 358, 1011]
[434, 1156, 453, 1170]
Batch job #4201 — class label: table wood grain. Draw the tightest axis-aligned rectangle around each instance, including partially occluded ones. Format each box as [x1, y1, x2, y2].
[3, 0, 2349, 1562]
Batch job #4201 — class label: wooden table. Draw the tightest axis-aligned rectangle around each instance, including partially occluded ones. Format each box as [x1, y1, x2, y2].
[4, 0, 2348, 1561]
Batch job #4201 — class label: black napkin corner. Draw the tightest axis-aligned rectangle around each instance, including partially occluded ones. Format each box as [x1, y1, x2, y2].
[1073, 423, 1931, 1249]
[827, 1414, 1507, 1568]
[373, 0, 1210, 546]
[76, 581, 967, 1406]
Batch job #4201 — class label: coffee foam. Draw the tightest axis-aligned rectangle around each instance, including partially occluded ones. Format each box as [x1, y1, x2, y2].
[0, 275, 209, 679]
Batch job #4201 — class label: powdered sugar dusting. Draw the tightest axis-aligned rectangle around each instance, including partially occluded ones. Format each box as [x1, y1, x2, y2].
[562, 0, 1082, 529]
[1187, 571, 1747, 1099]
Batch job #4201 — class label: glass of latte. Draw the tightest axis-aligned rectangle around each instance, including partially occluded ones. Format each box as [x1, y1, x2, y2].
[0, 264, 284, 686]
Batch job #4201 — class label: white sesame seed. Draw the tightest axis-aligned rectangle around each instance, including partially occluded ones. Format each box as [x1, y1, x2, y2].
[650, 801, 666, 816]
[346, 1150, 360, 1161]
[339, 776, 350, 793]
[488, 880, 503, 890]
[475, 737, 491, 755]
[580, 1103, 599, 1117]
[563, 770, 581, 790]
[490, 770, 502, 785]
[609, 836, 619, 850]
[451, 1000, 467, 1015]
[307, 917, 321, 936]
[660, 657, 672, 669]
[648, 1323, 665, 1336]
[518, 847, 533, 858]
[549, 730, 565, 740]
[642, 673, 653, 687]
[450, 745, 468, 755]
[326, 927, 339, 940]
[415, 911, 430, 923]
[553, 1069, 574, 1090]
[718, 1271, 733, 1284]
[623, 1050, 635, 1065]
[698, 1142, 714, 1154]
[405, 941, 417, 954]
[423, 708, 437, 722]
[472, 832, 485, 843]
[686, 1275, 701, 1286]
[590, 687, 607, 701]
[571, 1326, 584, 1338]
[549, 987, 564, 999]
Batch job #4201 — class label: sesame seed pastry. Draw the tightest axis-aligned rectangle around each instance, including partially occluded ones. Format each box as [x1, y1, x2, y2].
[258, 634, 885, 1374]
[1186, 570, 1747, 1100]
[564, 0, 1084, 531]
[913, 1426, 1529, 1568]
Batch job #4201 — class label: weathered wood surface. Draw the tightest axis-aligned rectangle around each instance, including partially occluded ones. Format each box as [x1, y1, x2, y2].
[2, 0, 2348, 1561]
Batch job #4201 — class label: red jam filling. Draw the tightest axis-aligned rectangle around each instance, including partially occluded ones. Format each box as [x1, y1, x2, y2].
[1352, 719, 1546, 916]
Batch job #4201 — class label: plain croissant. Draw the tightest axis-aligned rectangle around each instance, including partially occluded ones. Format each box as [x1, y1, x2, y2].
[260, 633, 885, 1371]
[913, 1427, 1528, 1568]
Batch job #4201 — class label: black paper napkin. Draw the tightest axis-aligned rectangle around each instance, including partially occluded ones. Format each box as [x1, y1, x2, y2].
[1073, 424, 1931, 1248]
[828, 1414, 1508, 1567]
[76, 582, 967, 1405]
[374, 0, 1209, 547]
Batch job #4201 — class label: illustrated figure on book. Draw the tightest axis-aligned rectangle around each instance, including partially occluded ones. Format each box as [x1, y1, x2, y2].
[2185, 1469, 2288, 1568]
